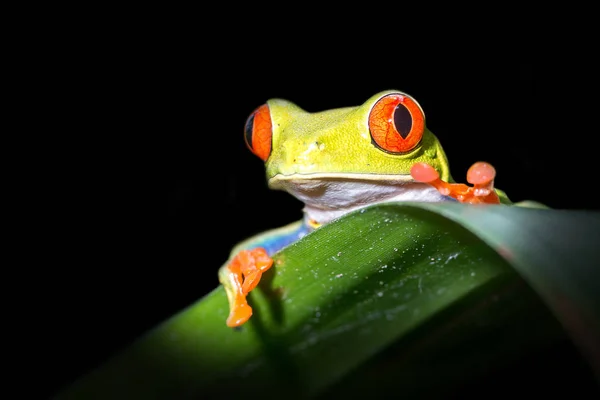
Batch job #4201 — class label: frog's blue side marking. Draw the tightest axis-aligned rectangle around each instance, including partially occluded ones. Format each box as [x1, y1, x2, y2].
[259, 221, 313, 256]
[231, 219, 314, 257]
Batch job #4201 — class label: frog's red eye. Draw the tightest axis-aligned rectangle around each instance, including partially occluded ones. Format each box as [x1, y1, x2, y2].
[368, 93, 425, 154]
[244, 104, 272, 161]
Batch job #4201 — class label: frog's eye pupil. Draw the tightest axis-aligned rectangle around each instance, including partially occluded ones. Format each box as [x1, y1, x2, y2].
[244, 114, 255, 148]
[393, 103, 412, 139]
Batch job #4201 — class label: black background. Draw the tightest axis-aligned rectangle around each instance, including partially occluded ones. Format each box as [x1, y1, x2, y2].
[33, 19, 600, 399]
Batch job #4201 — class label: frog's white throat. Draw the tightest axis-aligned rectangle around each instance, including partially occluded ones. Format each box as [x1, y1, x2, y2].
[269, 173, 451, 226]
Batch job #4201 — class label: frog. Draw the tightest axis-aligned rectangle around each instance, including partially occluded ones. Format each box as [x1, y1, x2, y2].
[218, 89, 511, 328]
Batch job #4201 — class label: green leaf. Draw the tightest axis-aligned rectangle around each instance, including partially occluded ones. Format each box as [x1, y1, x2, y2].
[415, 203, 600, 377]
[53, 203, 600, 400]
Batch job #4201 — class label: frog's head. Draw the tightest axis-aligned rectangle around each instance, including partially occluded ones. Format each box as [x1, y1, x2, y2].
[243, 90, 454, 224]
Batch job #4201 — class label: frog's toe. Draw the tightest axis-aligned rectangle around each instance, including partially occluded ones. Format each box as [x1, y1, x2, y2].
[242, 271, 262, 294]
[226, 302, 253, 328]
[410, 162, 439, 183]
[466, 162, 496, 186]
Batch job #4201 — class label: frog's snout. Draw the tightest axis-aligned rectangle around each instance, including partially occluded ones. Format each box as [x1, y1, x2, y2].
[276, 140, 324, 174]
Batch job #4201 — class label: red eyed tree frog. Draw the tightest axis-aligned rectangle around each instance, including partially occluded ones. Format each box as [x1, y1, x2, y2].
[219, 90, 511, 328]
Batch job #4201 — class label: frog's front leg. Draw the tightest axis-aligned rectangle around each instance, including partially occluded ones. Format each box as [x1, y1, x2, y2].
[411, 161, 501, 204]
[219, 248, 273, 328]
[218, 220, 312, 328]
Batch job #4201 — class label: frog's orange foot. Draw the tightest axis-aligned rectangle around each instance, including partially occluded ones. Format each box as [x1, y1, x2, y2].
[411, 161, 500, 204]
[226, 302, 253, 328]
[220, 248, 273, 328]
[410, 162, 470, 199]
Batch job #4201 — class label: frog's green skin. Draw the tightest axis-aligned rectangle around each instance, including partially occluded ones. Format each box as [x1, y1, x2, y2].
[228, 90, 511, 257]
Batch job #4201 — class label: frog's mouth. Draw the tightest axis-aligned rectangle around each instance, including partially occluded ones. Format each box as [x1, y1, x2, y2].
[269, 173, 451, 225]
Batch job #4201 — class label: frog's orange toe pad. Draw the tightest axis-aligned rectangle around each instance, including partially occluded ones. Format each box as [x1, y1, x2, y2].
[467, 162, 496, 185]
[411, 162, 440, 183]
[226, 303, 253, 328]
